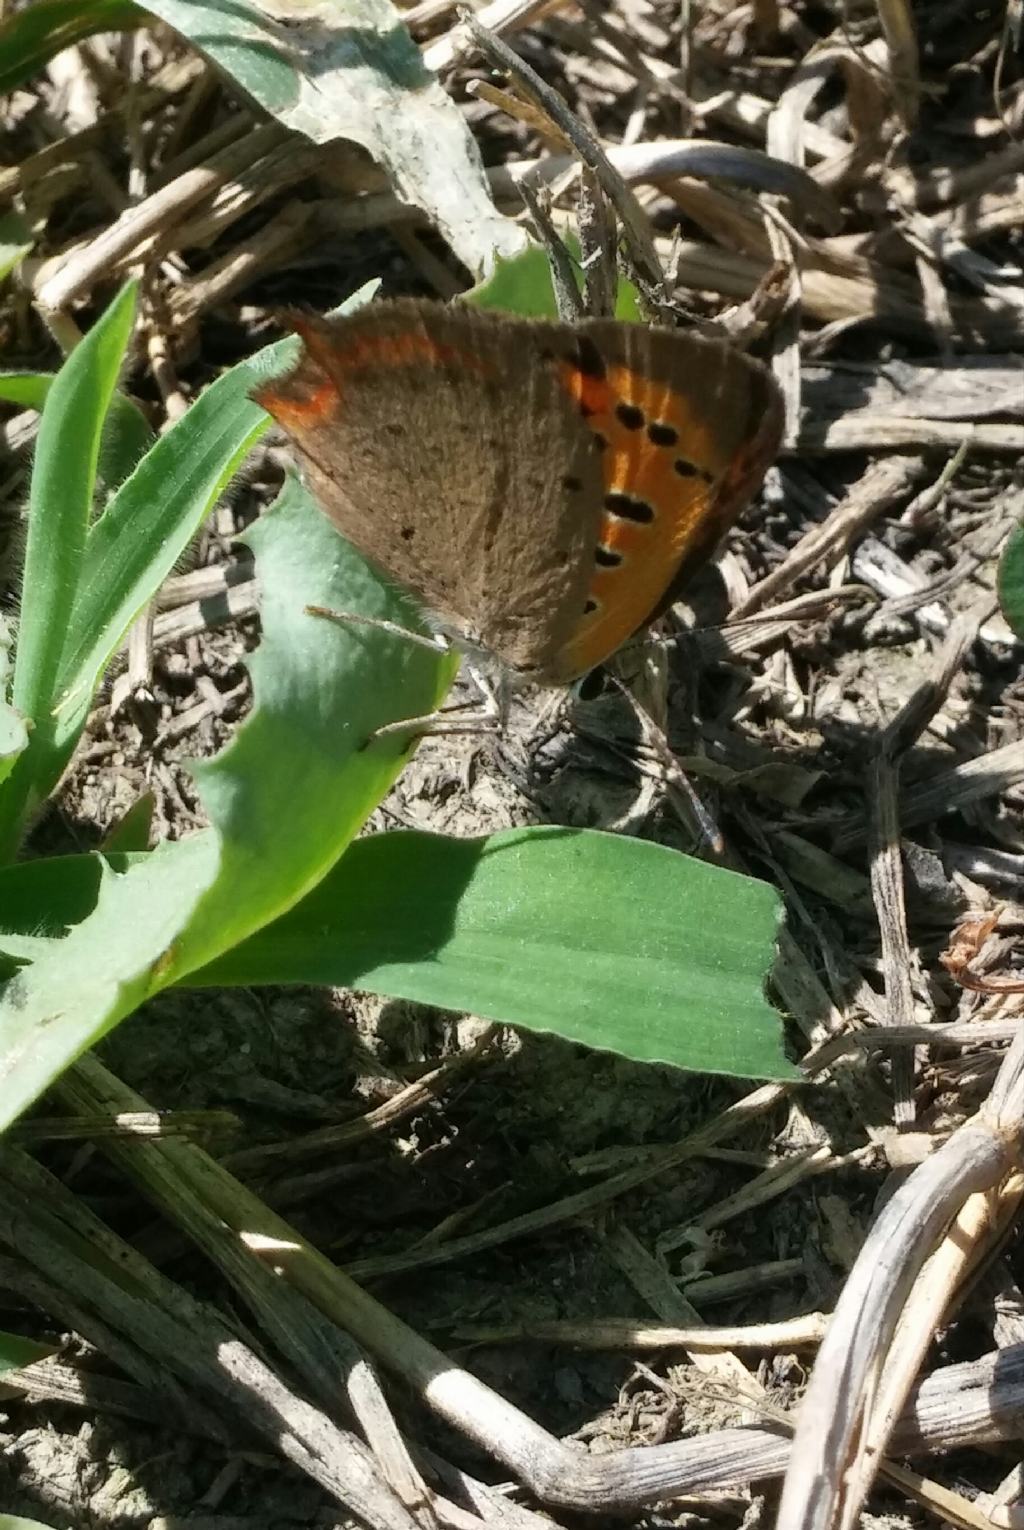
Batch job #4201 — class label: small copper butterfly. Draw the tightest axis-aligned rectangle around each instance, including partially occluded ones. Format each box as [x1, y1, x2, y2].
[253, 299, 784, 684]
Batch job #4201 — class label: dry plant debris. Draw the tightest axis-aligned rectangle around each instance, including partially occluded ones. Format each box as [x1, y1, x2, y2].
[2, 2, 1024, 1530]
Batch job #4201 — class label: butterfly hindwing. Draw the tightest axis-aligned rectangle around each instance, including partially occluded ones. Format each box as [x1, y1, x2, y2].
[254, 300, 605, 675]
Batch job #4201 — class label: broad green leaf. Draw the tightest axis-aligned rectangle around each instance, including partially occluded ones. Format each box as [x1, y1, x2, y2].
[469, 242, 642, 321]
[0, 1330, 58, 1375]
[469, 244, 574, 319]
[0, 836, 220, 1133]
[0, 212, 33, 282]
[0, 1517, 61, 1530]
[0, 935, 53, 966]
[0, 372, 155, 493]
[998, 521, 1024, 641]
[0, 0, 143, 95]
[0, 846, 115, 971]
[0, 826, 790, 1080]
[0, 853, 127, 938]
[0, 484, 454, 1129]
[172, 474, 456, 976]
[136, 0, 522, 277]
[196, 828, 792, 1080]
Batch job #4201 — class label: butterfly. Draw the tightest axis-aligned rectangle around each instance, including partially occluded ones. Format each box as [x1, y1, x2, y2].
[253, 299, 784, 685]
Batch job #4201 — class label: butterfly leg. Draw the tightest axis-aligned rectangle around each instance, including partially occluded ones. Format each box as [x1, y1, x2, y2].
[305, 605, 507, 747]
[366, 662, 508, 745]
[304, 604, 450, 655]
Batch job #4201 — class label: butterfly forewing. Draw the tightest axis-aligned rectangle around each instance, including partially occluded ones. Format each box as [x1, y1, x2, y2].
[544, 319, 785, 681]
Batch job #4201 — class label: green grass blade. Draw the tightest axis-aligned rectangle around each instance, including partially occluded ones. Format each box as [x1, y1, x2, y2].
[997, 521, 1024, 641]
[0, 285, 138, 857]
[0, 708, 28, 790]
[0, 0, 143, 94]
[11, 283, 137, 727]
[0, 212, 34, 282]
[52, 354, 277, 745]
[0, 1330, 58, 1375]
[0, 372, 155, 492]
[0, 616, 27, 790]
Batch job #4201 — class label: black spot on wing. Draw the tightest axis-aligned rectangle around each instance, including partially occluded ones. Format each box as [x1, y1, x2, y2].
[605, 491, 654, 524]
[648, 421, 678, 447]
[674, 457, 713, 483]
[616, 402, 645, 430]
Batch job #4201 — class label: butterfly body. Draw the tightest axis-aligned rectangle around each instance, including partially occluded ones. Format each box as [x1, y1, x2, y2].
[253, 300, 784, 684]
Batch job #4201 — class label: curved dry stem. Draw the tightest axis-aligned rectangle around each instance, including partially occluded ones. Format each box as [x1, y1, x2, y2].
[777, 1030, 1024, 1530]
